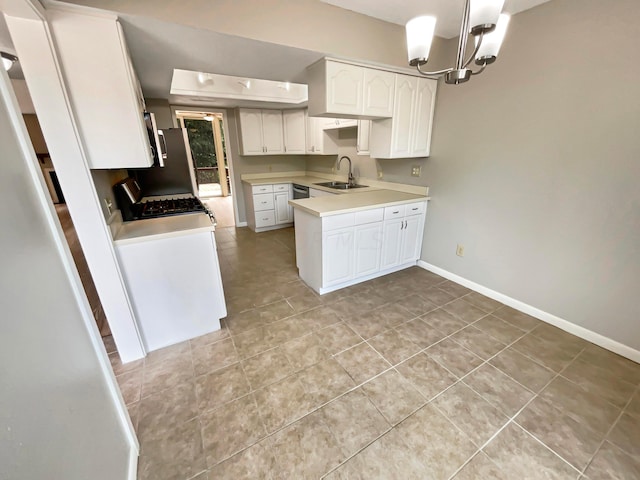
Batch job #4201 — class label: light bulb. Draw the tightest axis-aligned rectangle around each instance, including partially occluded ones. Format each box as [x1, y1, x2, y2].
[469, 0, 504, 35]
[475, 13, 510, 64]
[406, 16, 436, 66]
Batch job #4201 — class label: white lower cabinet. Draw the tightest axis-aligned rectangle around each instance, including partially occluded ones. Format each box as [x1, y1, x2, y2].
[295, 201, 426, 294]
[244, 183, 293, 232]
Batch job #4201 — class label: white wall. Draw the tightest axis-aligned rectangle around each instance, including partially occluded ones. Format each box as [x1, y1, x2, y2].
[422, 0, 640, 351]
[0, 66, 132, 480]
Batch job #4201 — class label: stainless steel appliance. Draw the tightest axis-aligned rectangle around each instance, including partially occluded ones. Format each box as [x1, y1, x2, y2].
[292, 183, 309, 199]
[143, 112, 166, 167]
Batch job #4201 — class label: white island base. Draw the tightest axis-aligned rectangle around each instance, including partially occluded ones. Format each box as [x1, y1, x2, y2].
[293, 200, 427, 295]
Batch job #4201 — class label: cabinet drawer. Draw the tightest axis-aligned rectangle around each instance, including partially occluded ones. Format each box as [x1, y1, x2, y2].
[355, 208, 384, 225]
[405, 202, 426, 216]
[323, 213, 355, 231]
[255, 210, 275, 228]
[252, 184, 274, 194]
[254, 193, 274, 211]
[273, 183, 291, 192]
[384, 205, 406, 219]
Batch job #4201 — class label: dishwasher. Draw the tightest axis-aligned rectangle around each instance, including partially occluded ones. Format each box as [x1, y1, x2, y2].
[292, 183, 309, 199]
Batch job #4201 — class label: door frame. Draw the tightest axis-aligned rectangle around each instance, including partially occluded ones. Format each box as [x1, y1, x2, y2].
[171, 106, 242, 227]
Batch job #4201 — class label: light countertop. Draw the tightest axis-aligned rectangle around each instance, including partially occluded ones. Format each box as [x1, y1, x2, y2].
[113, 213, 215, 246]
[242, 175, 383, 195]
[289, 190, 428, 217]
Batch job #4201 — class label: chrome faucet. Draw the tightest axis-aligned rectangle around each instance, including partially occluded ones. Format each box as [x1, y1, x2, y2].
[338, 156, 355, 186]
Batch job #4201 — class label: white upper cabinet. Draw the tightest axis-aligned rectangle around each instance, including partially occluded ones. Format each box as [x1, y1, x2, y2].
[238, 109, 284, 155]
[48, 9, 153, 169]
[305, 112, 339, 155]
[356, 120, 371, 156]
[282, 109, 306, 154]
[322, 118, 358, 130]
[369, 75, 437, 159]
[307, 59, 394, 119]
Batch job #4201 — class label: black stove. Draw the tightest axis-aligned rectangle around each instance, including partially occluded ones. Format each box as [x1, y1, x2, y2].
[133, 197, 206, 219]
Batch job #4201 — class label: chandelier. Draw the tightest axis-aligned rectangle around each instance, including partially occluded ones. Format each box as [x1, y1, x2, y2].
[406, 0, 510, 84]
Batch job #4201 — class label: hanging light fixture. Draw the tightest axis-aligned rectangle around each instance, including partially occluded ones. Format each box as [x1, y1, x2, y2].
[406, 0, 510, 85]
[1, 52, 18, 72]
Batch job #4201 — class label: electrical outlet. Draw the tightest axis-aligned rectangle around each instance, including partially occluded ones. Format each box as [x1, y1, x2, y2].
[411, 165, 421, 177]
[456, 244, 465, 257]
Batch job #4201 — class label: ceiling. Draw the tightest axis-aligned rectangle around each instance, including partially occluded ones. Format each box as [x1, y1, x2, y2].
[320, 0, 552, 38]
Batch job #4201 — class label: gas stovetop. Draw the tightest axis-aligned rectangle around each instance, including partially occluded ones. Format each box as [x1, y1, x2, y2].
[132, 195, 206, 219]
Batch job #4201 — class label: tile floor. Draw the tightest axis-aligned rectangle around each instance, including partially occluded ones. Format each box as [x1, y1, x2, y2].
[105, 226, 640, 480]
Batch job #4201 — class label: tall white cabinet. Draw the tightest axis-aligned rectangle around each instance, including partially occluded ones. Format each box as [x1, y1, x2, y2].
[238, 109, 284, 155]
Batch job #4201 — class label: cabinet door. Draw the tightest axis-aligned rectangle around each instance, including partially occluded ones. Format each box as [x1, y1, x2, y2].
[238, 109, 264, 155]
[400, 215, 424, 264]
[282, 109, 306, 154]
[274, 191, 293, 224]
[411, 78, 437, 157]
[363, 68, 395, 118]
[380, 217, 404, 270]
[261, 110, 284, 154]
[354, 222, 382, 277]
[323, 227, 355, 286]
[390, 75, 417, 158]
[326, 61, 364, 115]
[306, 113, 317, 153]
[357, 120, 371, 155]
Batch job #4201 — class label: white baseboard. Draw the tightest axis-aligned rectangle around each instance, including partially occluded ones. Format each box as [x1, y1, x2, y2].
[128, 448, 138, 480]
[418, 261, 640, 364]
[235, 221, 248, 227]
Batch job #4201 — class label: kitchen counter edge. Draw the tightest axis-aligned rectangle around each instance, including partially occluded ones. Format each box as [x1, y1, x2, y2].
[113, 213, 215, 246]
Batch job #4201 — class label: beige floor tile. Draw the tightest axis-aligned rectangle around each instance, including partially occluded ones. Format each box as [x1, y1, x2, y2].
[530, 323, 586, 350]
[578, 345, 640, 386]
[461, 291, 503, 313]
[142, 356, 195, 398]
[254, 374, 314, 433]
[138, 418, 207, 480]
[297, 358, 355, 405]
[297, 305, 342, 330]
[483, 423, 577, 480]
[453, 452, 508, 479]
[490, 347, 556, 392]
[474, 314, 526, 344]
[539, 376, 621, 436]
[330, 296, 369, 318]
[361, 369, 426, 425]
[144, 341, 192, 368]
[394, 317, 447, 348]
[280, 333, 330, 371]
[400, 293, 438, 316]
[286, 292, 323, 313]
[516, 396, 603, 470]
[102, 334, 117, 354]
[241, 347, 294, 390]
[231, 325, 273, 359]
[493, 305, 541, 331]
[265, 315, 313, 345]
[344, 303, 413, 339]
[562, 356, 636, 408]
[256, 299, 295, 324]
[426, 338, 484, 378]
[396, 352, 458, 400]
[319, 389, 389, 457]
[442, 298, 489, 323]
[189, 327, 230, 350]
[585, 441, 640, 480]
[127, 401, 139, 433]
[463, 363, 535, 416]
[437, 280, 472, 298]
[195, 363, 250, 413]
[421, 308, 468, 335]
[137, 380, 198, 441]
[316, 322, 362, 355]
[451, 325, 506, 360]
[207, 439, 276, 479]
[626, 390, 640, 418]
[270, 411, 345, 478]
[348, 289, 390, 312]
[109, 352, 143, 377]
[419, 286, 457, 306]
[511, 333, 581, 372]
[433, 383, 509, 447]
[201, 393, 266, 467]
[116, 369, 143, 405]
[335, 342, 390, 384]
[367, 328, 421, 365]
[225, 309, 263, 335]
[191, 338, 238, 376]
[324, 428, 430, 479]
[396, 404, 477, 479]
[607, 412, 640, 459]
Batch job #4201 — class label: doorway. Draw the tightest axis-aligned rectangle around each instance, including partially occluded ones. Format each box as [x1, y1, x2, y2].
[176, 110, 236, 227]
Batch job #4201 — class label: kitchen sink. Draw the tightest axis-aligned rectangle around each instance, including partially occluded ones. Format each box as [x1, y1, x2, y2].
[314, 181, 368, 190]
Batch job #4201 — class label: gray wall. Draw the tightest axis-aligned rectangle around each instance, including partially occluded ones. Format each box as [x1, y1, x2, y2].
[0, 74, 130, 479]
[422, 0, 640, 350]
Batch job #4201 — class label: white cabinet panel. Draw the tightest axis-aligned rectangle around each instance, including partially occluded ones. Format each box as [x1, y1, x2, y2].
[357, 120, 371, 156]
[326, 61, 363, 115]
[305, 113, 339, 155]
[309, 187, 336, 198]
[411, 78, 436, 157]
[262, 110, 284, 154]
[391, 75, 416, 158]
[252, 184, 274, 194]
[238, 109, 264, 155]
[323, 228, 355, 286]
[255, 210, 276, 228]
[253, 193, 274, 211]
[274, 191, 293, 224]
[354, 222, 382, 277]
[400, 215, 423, 264]
[282, 109, 306, 154]
[363, 69, 395, 117]
[380, 217, 404, 270]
